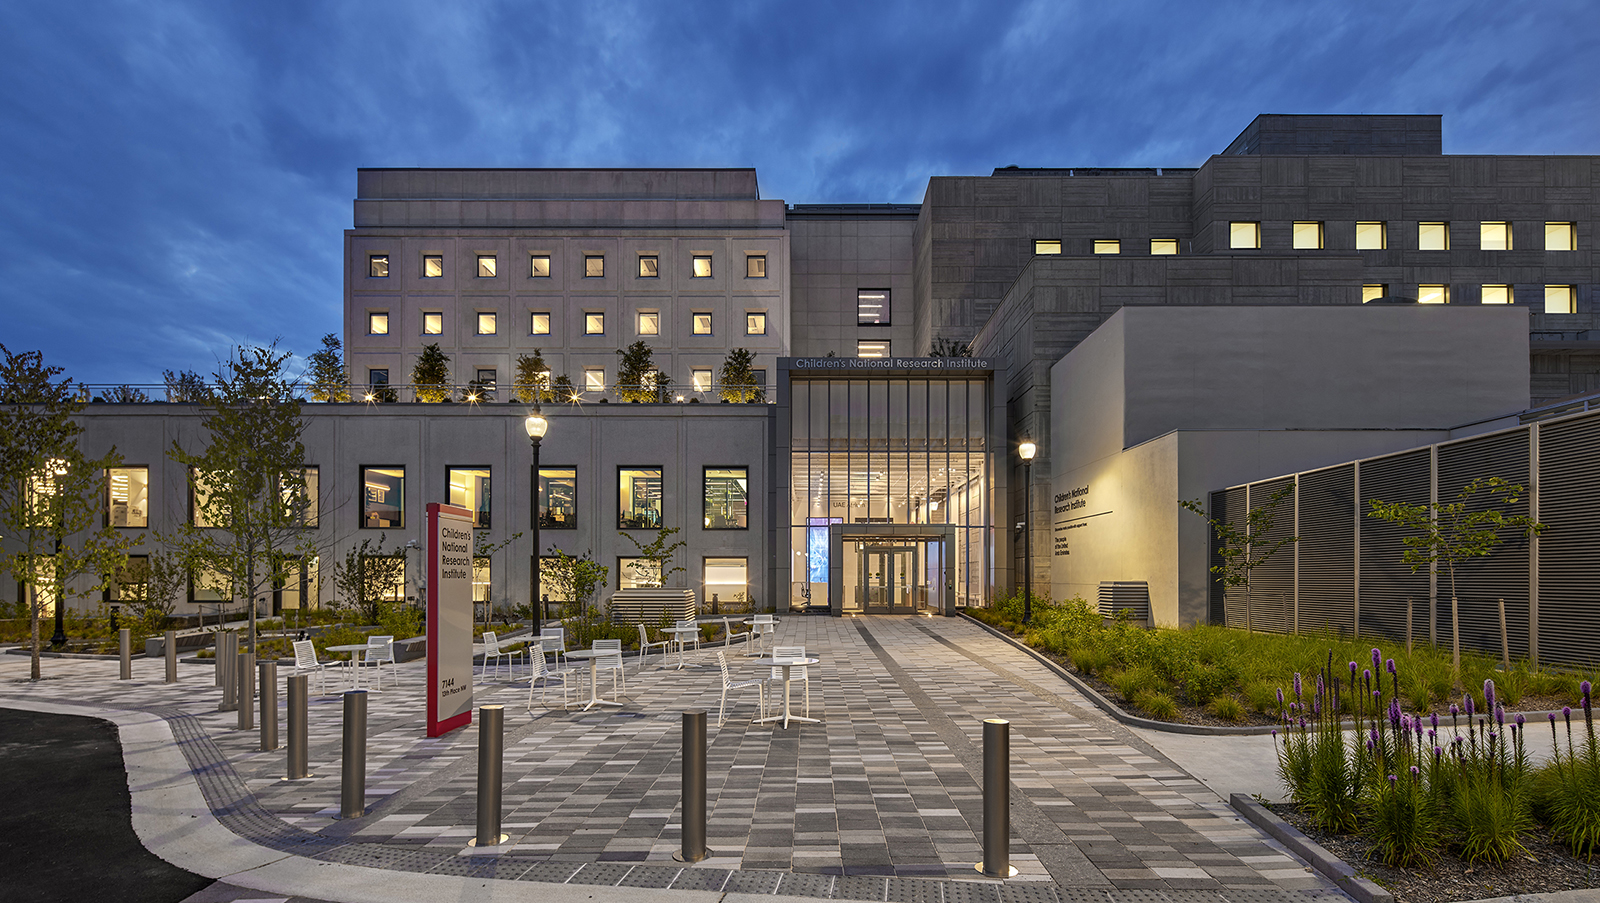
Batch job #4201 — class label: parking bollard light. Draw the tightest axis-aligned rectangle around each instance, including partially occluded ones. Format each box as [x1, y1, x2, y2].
[286, 674, 310, 780]
[675, 709, 709, 863]
[164, 630, 177, 684]
[472, 705, 507, 847]
[340, 690, 367, 818]
[237, 652, 255, 730]
[259, 661, 278, 751]
[977, 718, 1014, 878]
[119, 628, 132, 680]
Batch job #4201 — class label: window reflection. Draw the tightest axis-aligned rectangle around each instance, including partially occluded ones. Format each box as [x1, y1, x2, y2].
[362, 466, 404, 528]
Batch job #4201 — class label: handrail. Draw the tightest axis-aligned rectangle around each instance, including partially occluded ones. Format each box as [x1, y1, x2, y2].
[66, 382, 772, 406]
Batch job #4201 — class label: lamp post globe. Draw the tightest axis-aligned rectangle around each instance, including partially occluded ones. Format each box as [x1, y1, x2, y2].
[1018, 441, 1037, 626]
[524, 412, 548, 629]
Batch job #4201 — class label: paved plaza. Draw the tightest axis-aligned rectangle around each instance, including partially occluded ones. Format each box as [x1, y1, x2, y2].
[0, 616, 1349, 903]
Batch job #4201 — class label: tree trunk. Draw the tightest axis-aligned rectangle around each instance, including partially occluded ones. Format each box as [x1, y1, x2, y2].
[29, 591, 40, 681]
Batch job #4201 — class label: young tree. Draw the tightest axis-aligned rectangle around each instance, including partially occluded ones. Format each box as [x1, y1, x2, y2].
[1179, 484, 1298, 631]
[718, 348, 765, 403]
[97, 385, 150, 403]
[929, 337, 972, 358]
[514, 351, 557, 403]
[0, 345, 133, 679]
[618, 526, 688, 588]
[305, 333, 350, 402]
[167, 344, 321, 652]
[411, 343, 452, 402]
[163, 369, 210, 403]
[541, 547, 609, 614]
[331, 534, 407, 625]
[1367, 476, 1544, 682]
[615, 341, 660, 403]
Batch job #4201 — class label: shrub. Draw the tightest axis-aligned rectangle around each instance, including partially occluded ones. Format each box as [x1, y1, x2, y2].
[1132, 689, 1179, 721]
[1071, 645, 1114, 678]
[1206, 695, 1245, 722]
[1366, 772, 1436, 867]
[1112, 666, 1163, 702]
[1244, 679, 1284, 716]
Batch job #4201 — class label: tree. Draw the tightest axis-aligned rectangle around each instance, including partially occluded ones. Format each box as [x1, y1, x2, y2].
[0, 345, 133, 679]
[305, 333, 350, 402]
[163, 369, 210, 403]
[718, 348, 765, 403]
[167, 344, 321, 652]
[1179, 484, 1298, 631]
[472, 530, 523, 625]
[929, 337, 972, 358]
[541, 547, 609, 614]
[1367, 476, 1544, 681]
[97, 385, 150, 403]
[514, 351, 558, 403]
[103, 547, 187, 626]
[615, 341, 661, 403]
[411, 343, 452, 402]
[619, 526, 687, 588]
[331, 534, 407, 625]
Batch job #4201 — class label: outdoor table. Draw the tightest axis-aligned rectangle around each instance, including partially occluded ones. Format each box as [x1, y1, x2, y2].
[663, 626, 700, 670]
[752, 656, 819, 729]
[562, 648, 624, 711]
[325, 644, 370, 689]
[742, 618, 778, 655]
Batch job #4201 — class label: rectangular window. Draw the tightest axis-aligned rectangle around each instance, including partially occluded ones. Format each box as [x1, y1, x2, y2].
[638, 255, 659, 277]
[619, 467, 663, 529]
[1547, 222, 1576, 251]
[107, 466, 149, 528]
[585, 255, 605, 277]
[584, 369, 605, 392]
[109, 555, 149, 603]
[703, 558, 748, 609]
[857, 340, 890, 358]
[296, 466, 320, 528]
[1480, 222, 1512, 251]
[1418, 284, 1450, 305]
[361, 466, 404, 528]
[534, 556, 572, 607]
[746, 312, 766, 335]
[585, 312, 604, 335]
[536, 466, 576, 529]
[1418, 222, 1450, 251]
[447, 466, 491, 528]
[472, 557, 490, 605]
[1229, 221, 1260, 249]
[1361, 284, 1388, 303]
[618, 557, 658, 589]
[704, 467, 748, 530]
[190, 566, 233, 604]
[530, 312, 551, 335]
[1150, 238, 1178, 255]
[1546, 285, 1576, 314]
[692, 255, 713, 278]
[423, 312, 443, 335]
[477, 312, 497, 335]
[1093, 240, 1120, 255]
[1293, 222, 1324, 249]
[367, 312, 389, 335]
[857, 289, 889, 326]
[530, 254, 551, 277]
[692, 313, 712, 335]
[368, 255, 389, 277]
[637, 311, 659, 335]
[477, 255, 497, 278]
[746, 255, 767, 277]
[189, 468, 218, 528]
[1482, 285, 1512, 305]
[1034, 240, 1061, 255]
[1355, 221, 1387, 250]
[473, 370, 497, 400]
[692, 369, 713, 393]
[423, 255, 444, 278]
[368, 369, 389, 397]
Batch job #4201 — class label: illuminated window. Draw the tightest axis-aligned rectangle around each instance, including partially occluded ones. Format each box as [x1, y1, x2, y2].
[1150, 239, 1178, 255]
[472, 557, 490, 605]
[537, 467, 576, 529]
[857, 340, 890, 358]
[618, 557, 658, 589]
[109, 555, 149, 603]
[1418, 284, 1450, 305]
[1362, 284, 1388, 303]
[190, 566, 233, 604]
[1293, 222, 1324, 250]
[704, 468, 748, 530]
[423, 255, 443, 277]
[584, 369, 605, 392]
[584, 255, 604, 278]
[637, 311, 659, 335]
[530, 255, 551, 277]
[368, 255, 389, 278]
[1229, 222, 1260, 249]
[746, 255, 767, 277]
[638, 255, 659, 278]
[1034, 240, 1061, 255]
[367, 312, 389, 335]
[189, 468, 220, 527]
[619, 467, 663, 529]
[1419, 222, 1449, 251]
[477, 255, 497, 278]
[692, 369, 713, 393]
[857, 289, 889, 326]
[1482, 285, 1512, 305]
[693, 313, 712, 335]
[447, 466, 491, 528]
[297, 466, 320, 528]
[692, 255, 713, 278]
[529, 312, 551, 335]
[360, 466, 405, 529]
[1355, 221, 1387, 250]
[1546, 285, 1576, 314]
[107, 466, 149, 528]
[746, 312, 766, 335]
[1547, 222, 1576, 251]
[704, 558, 748, 606]
[477, 312, 496, 335]
[1480, 222, 1512, 251]
[1093, 240, 1120, 255]
[585, 312, 604, 335]
[423, 312, 443, 335]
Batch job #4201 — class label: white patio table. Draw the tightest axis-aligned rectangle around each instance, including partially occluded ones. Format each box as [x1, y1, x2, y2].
[562, 648, 624, 711]
[751, 655, 819, 729]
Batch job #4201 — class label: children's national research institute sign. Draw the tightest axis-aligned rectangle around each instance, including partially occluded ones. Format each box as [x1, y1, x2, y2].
[426, 503, 475, 737]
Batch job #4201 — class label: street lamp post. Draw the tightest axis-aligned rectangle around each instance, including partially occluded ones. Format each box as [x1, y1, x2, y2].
[1018, 440, 1037, 626]
[524, 411, 549, 630]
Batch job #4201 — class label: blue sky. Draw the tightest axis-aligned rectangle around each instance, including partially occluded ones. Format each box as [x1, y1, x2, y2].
[2, 0, 1596, 385]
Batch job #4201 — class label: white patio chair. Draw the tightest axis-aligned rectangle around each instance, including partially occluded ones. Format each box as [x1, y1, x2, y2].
[538, 627, 566, 666]
[480, 631, 514, 681]
[291, 639, 329, 695]
[769, 645, 811, 717]
[525, 651, 575, 709]
[716, 651, 766, 727]
[636, 623, 671, 672]
[365, 635, 397, 690]
[723, 616, 750, 648]
[675, 619, 702, 655]
[749, 613, 776, 656]
[592, 639, 625, 697]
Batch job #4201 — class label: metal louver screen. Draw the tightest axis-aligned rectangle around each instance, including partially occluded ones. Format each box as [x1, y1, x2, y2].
[1437, 431, 1532, 661]
[1297, 464, 1355, 636]
[1358, 449, 1432, 644]
[1247, 478, 1296, 634]
[1220, 487, 1250, 628]
[1098, 581, 1151, 624]
[1209, 489, 1232, 625]
[1537, 414, 1600, 668]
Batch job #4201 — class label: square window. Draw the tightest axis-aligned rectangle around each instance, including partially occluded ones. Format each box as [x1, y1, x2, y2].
[1418, 284, 1449, 305]
[692, 313, 712, 335]
[1361, 284, 1388, 303]
[692, 369, 713, 393]
[536, 467, 577, 530]
[423, 312, 443, 335]
[107, 466, 149, 528]
[1034, 240, 1061, 255]
[360, 466, 405, 529]
[746, 312, 766, 335]
[1150, 239, 1178, 255]
[1229, 222, 1260, 249]
[1293, 222, 1324, 249]
[477, 255, 497, 278]
[1482, 285, 1512, 305]
[857, 289, 889, 326]
[1547, 222, 1576, 251]
[447, 466, 491, 528]
[637, 311, 659, 335]
[746, 255, 767, 278]
[1419, 222, 1450, 251]
[477, 312, 497, 335]
[475, 368, 496, 386]
[423, 255, 444, 277]
[367, 312, 389, 335]
[638, 255, 659, 277]
[584, 369, 605, 392]
[857, 340, 890, 358]
[1480, 222, 1512, 251]
[530, 255, 551, 277]
[369, 369, 389, 387]
[530, 312, 551, 335]
[692, 255, 713, 278]
[584, 255, 604, 278]
[1546, 285, 1576, 314]
[1093, 240, 1120, 254]
[703, 468, 748, 530]
[704, 557, 748, 603]
[619, 467, 663, 529]
[618, 557, 657, 589]
[585, 312, 604, 335]
[368, 255, 389, 277]
[1355, 221, 1387, 250]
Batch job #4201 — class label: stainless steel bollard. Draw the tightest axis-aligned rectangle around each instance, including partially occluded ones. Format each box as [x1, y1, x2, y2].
[214, 630, 223, 687]
[118, 628, 132, 680]
[286, 674, 309, 779]
[474, 705, 506, 847]
[340, 690, 367, 818]
[978, 718, 1012, 878]
[676, 709, 709, 863]
[237, 652, 255, 730]
[164, 630, 177, 684]
[259, 661, 278, 751]
[218, 632, 237, 711]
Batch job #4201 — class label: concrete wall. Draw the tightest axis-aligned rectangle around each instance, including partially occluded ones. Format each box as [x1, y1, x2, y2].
[786, 207, 918, 359]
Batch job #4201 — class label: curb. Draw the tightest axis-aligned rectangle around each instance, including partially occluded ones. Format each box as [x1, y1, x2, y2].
[1228, 794, 1393, 903]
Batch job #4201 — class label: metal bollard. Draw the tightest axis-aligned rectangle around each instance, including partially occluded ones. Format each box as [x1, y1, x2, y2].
[340, 690, 367, 818]
[237, 652, 255, 730]
[164, 630, 177, 684]
[473, 705, 507, 847]
[977, 718, 1013, 878]
[259, 661, 278, 751]
[676, 709, 709, 863]
[119, 628, 132, 680]
[218, 633, 237, 711]
[286, 674, 310, 779]
[214, 630, 223, 687]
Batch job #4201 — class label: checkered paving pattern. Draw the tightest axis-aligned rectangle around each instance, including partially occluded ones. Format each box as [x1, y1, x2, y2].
[0, 618, 1347, 903]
